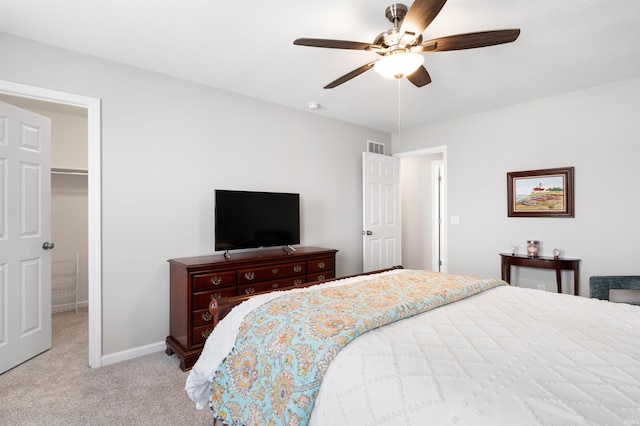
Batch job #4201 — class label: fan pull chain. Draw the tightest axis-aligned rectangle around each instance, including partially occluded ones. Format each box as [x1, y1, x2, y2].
[397, 79, 402, 135]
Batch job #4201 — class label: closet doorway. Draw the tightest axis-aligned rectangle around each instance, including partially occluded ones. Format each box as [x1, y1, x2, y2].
[0, 82, 102, 368]
[0, 93, 88, 340]
[397, 146, 447, 272]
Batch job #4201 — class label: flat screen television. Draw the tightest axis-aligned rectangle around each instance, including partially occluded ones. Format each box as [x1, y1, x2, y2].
[214, 190, 300, 252]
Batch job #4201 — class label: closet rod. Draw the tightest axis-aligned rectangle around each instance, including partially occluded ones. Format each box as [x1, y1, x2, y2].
[51, 168, 88, 176]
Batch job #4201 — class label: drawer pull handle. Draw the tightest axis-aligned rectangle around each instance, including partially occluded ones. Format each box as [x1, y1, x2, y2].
[201, 329, 212, 339]
[294, 279, 302, 286]
[318, 274, 325, 281]
[272, 268, 279, 274]
[202, 312, 213, 322]
[210, 293, 222, 300]
[294, 265, 302, 273]
[317, 261, 325, 269]
[272, 283, 279, 288]
[245, 272, 255, 281]
[245, 287, 255, 295]
[210, 276, 222, 286]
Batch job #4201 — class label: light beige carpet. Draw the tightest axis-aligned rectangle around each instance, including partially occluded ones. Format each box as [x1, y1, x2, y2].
[0, 308, 213, 425]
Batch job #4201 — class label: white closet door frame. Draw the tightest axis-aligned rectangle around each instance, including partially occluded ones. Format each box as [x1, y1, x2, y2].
[0, 80, 102, 368]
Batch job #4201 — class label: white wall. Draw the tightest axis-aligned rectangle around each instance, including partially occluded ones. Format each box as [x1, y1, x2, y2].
[393, 76, 640, 295]
[0, 33, 390, 357]
[49, 110, 88, 171]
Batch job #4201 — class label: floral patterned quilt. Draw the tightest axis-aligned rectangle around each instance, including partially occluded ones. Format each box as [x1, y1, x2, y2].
[209, 270, 506, 426]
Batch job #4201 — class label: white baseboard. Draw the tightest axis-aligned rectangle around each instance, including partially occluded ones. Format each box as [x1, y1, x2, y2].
[101, 340, 166, 366]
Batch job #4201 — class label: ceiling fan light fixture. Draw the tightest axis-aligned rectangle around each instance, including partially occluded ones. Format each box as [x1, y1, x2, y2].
[373, 51, 424, 79]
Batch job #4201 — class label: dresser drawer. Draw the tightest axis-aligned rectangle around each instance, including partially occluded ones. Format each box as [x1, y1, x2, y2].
[192, 287, 236, 310]
[192, 308, 215, 327]
[307, 257, 334, 273]
[308, 271, 335, 283]
[192, 324, 214, 346]
[238, 276, 305, 295]
[238, 262, 306, 284]
[192, 270, 237, 292]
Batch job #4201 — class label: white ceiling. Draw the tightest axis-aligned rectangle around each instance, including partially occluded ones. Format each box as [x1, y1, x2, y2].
[2, 0, 640, 134]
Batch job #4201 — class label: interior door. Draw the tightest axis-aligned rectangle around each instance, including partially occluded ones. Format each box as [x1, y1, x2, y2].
[362, 152, 401, 272]
[0, 100, 52, 373]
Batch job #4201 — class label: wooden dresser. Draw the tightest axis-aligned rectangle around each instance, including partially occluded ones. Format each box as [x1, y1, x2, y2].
[165, 246, 338, 371]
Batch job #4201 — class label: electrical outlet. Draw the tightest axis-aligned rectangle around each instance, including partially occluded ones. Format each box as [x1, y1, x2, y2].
[537, 284, 546, 291]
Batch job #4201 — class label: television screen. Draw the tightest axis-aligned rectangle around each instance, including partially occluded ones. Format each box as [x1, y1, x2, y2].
[215, 190, 300, 251]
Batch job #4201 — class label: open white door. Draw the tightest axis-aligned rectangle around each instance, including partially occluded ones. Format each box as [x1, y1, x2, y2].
[0, 100, 52, 373]
[362, 152, 401, 272]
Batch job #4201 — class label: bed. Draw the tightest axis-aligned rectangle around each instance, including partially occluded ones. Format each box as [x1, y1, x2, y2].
[186, 268, 640, 426]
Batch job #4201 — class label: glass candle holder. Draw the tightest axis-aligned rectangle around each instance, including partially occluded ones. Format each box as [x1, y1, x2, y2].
[527, 240, 539, 257]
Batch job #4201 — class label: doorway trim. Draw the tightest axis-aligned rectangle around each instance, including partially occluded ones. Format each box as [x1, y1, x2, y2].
[395, 145, 447, 272]
[431, 160, 444, 271]
[0, 80, 102, 367]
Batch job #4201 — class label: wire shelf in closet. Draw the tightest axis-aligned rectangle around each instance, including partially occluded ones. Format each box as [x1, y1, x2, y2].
[52, 254, 79, 313]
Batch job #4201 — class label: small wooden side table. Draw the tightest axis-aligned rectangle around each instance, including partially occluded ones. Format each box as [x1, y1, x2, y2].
[500, 253, 581, 295]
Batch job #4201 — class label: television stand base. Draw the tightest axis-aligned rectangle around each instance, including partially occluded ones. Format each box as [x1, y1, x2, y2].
[223, 250, 231, 259]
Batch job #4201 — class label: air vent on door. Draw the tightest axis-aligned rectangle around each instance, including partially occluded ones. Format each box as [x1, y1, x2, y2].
[367, 141, 385, 155]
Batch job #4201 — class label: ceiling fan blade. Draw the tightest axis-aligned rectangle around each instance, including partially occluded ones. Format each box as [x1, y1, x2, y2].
[425, 29, 521, 51]
[401, 0, 448, 44]
[324, 61, 377, 89]
[406, 65, 432, 87]
[294, 38, 374, 50]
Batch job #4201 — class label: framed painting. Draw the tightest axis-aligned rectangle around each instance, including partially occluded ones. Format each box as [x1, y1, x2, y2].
[507, 167, 574, 217]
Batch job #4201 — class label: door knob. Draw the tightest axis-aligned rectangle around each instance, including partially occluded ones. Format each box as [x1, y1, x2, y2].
[362, 230, 373, 236]
[42, 242, 55, 250]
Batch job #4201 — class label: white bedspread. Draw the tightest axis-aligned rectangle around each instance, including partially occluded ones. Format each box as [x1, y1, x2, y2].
[187, 271, 640, 425]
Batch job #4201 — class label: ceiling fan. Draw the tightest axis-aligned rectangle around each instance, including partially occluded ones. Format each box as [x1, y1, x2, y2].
[294, 0, 520, 89]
